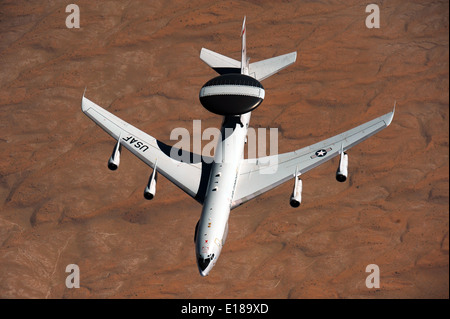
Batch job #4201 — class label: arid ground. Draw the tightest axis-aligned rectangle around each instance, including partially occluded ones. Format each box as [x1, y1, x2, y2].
[0, 0, 448, 298]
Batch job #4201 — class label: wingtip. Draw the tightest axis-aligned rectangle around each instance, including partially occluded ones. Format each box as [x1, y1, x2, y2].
[81, 87, 89, 112]
[386, 101, 396, 126]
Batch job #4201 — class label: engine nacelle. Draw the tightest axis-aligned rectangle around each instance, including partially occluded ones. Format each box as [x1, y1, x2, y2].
[290, 176, 302, 208]
[144, 164, 157, 200]
[107, 138, 122, 170]
[336, 152, 348, 182]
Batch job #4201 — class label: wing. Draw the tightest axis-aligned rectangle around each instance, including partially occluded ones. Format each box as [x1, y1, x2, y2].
[231, 107, 395, 208]
[81, 95, 212, 204]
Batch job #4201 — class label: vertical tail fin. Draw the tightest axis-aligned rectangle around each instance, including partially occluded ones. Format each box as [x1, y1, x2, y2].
[241, 16, 248, 75]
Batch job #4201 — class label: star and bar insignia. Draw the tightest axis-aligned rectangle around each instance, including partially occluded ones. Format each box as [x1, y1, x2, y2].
[311, 147, 332, 159]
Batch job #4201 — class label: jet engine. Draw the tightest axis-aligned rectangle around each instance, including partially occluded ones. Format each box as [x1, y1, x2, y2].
[144, 164, 157, 200]
[290, 175, 302, 208]
[336, 151, 348, 182]
[107, 137, 121, 170]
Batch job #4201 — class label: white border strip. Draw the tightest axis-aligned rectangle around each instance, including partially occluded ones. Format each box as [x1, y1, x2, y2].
[200, 85, 265, 99]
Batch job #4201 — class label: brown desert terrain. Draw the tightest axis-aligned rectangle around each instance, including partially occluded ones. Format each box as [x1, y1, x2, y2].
[0, 0, 448, 299]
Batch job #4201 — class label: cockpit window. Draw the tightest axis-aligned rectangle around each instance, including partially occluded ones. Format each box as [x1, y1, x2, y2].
[197, 254, 215, 271]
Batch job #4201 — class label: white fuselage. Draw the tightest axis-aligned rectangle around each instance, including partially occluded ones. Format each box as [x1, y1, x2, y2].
[195, 20, 252, 276]
[195, 112, 251, 276]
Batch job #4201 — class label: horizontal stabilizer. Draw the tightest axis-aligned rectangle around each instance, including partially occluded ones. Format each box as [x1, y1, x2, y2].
[249, 52, 297, 81]
[200, 48, 241, 75]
